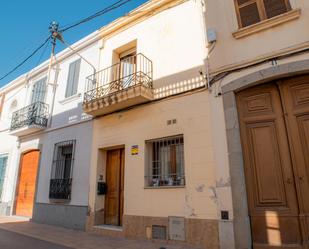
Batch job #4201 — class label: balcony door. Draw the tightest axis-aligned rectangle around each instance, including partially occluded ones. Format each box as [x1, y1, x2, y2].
[31, 77, 47, 104]
[119, 50, 136, 89]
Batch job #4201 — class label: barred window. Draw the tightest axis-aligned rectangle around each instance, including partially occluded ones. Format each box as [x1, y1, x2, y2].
[49, 140, 75, 200]
[145, 135, 185, 187]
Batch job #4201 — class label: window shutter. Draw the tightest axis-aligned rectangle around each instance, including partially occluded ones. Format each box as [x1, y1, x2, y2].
[263, 0, 290, 18]
[0, 94, 5, 119]
[235, 0, 291, 28]
[31, 77, 47, 104]
[0, 155, 8, 199]
[238, 2, 261, 27]
[65, 59, 81, 98]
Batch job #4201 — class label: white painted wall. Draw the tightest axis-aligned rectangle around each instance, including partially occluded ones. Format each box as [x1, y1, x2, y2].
[36, 121, 92, 206]
[0, 35, 100, 210]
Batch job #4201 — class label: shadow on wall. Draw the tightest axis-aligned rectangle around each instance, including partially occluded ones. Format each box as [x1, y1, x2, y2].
[153, 66, 206, 99]
[50, 101, 92, 129]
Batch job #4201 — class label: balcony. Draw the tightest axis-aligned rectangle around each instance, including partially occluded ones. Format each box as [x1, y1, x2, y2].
[10, 101, 49, 136]
[49, 178, 72, 200]
[83, 53, 154, 116]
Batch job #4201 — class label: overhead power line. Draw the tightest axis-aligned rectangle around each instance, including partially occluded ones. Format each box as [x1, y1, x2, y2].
[0, 0, 134, 83]
[0, 36, 51, 82]
[59, 0, 133, 32]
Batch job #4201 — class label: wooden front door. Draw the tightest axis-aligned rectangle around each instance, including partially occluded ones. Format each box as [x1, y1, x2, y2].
[105, 148, 125, 226]
[236, 75, 309, 248]
[15, 150, 40, 217]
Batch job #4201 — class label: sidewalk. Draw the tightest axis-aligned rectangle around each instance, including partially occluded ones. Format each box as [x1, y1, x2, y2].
[0, 216, 201, 249]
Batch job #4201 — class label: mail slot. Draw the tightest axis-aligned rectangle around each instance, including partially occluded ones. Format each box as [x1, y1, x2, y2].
[97, 182, 107, 195]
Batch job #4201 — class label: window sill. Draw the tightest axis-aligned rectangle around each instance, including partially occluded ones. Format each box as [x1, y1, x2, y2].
[144, 185, 185, 189]
[232, 9, 301, 39]
[59, 93, 82, 105]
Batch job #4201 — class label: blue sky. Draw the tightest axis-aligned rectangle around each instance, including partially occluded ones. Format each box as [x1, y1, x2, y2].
[0, 0, 148, 87]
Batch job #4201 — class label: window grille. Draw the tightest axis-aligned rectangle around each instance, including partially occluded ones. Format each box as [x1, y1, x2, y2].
[0, 155, 8, 200]
[145, 135, 185, 187]
[49, 140, 75, 200]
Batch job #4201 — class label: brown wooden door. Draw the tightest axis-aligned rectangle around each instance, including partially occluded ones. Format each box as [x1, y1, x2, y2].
[105, 148, 125, 226]
[237, 83, 302, 248]
[280, 76, 309, 246]
[15, 150, 40, 217]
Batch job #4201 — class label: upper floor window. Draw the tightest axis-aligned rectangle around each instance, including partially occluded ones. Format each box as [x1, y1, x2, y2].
[49, 140, 75, 200]
[0, 154, 8, 200]
[65, 59, 81, 98]
[31, 77, 47, 103]
[145, 135, 185, 188]
[235, 0, 291, 28]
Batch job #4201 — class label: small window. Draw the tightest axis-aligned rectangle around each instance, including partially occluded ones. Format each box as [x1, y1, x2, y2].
[65, 59, 81, 98]
[235, 0, 291, 28]
[0, 155, 8, 200]
[145, 135, 185, 187]
[49, 140, 75, 200]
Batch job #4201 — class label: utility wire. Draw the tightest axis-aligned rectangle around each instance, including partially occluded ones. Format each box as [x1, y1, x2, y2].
[36, 36, 51, 66]
[0, 0, 134, 82]
[0, 36, 51, 82]
[59, 0, 133, 32]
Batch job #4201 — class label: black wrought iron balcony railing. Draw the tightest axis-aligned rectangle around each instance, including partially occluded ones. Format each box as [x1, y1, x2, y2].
[49, 178, 72, 200]
[10, 101, 49, 131]
[84, 53, 153, 104]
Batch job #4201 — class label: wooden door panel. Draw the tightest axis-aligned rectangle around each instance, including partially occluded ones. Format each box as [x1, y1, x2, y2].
[15, 150, 39, 217]
[120, 148, 125, 226]
[105, 149, 124, 226]
[280, 76, 309, 243]
[247, 122, 287, 206]
[236, 83, 302, 248]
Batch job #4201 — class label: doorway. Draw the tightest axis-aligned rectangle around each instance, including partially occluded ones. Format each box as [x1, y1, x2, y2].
[15, 150, 40, 217]
[104, 148, 125, 226]
[236, 75, 309, 248]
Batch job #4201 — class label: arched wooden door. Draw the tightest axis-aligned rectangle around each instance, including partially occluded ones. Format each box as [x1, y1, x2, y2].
[15, 150, 40, 217]
[236, 75, 309, 248]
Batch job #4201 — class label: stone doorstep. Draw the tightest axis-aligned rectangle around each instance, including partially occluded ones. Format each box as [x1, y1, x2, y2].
[0, 216, 201, 249]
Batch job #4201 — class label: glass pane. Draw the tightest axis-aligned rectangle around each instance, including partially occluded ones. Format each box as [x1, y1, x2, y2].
[239, 3, 261, 27]
[263, 0, 288, 18]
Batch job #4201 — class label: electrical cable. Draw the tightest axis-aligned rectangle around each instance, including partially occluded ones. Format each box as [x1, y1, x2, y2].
[36, 37, 50, 66]
[0, 0, 134, 83]
[0, 36, 51, 82]
[59, 0, 133, 33]
[209, 46, 309, 86]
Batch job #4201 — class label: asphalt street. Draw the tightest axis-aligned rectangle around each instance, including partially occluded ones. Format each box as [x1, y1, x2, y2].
[0, 228, 73, 249]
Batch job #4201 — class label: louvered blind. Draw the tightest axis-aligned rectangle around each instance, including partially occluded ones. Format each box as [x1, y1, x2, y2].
[235, 0, 291, 28]
[264, 0, 289, 18]
[31, 77, 47, 104]
[65, 59, 81, 98]
[0, 155, 8, 200]
[0, 94, 4, 119]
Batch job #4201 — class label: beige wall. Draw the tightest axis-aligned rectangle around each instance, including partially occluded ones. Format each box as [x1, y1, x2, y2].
[99, 0, 206, 90]
[205, 0, 309, 72]
[89, 90, 219, 220]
